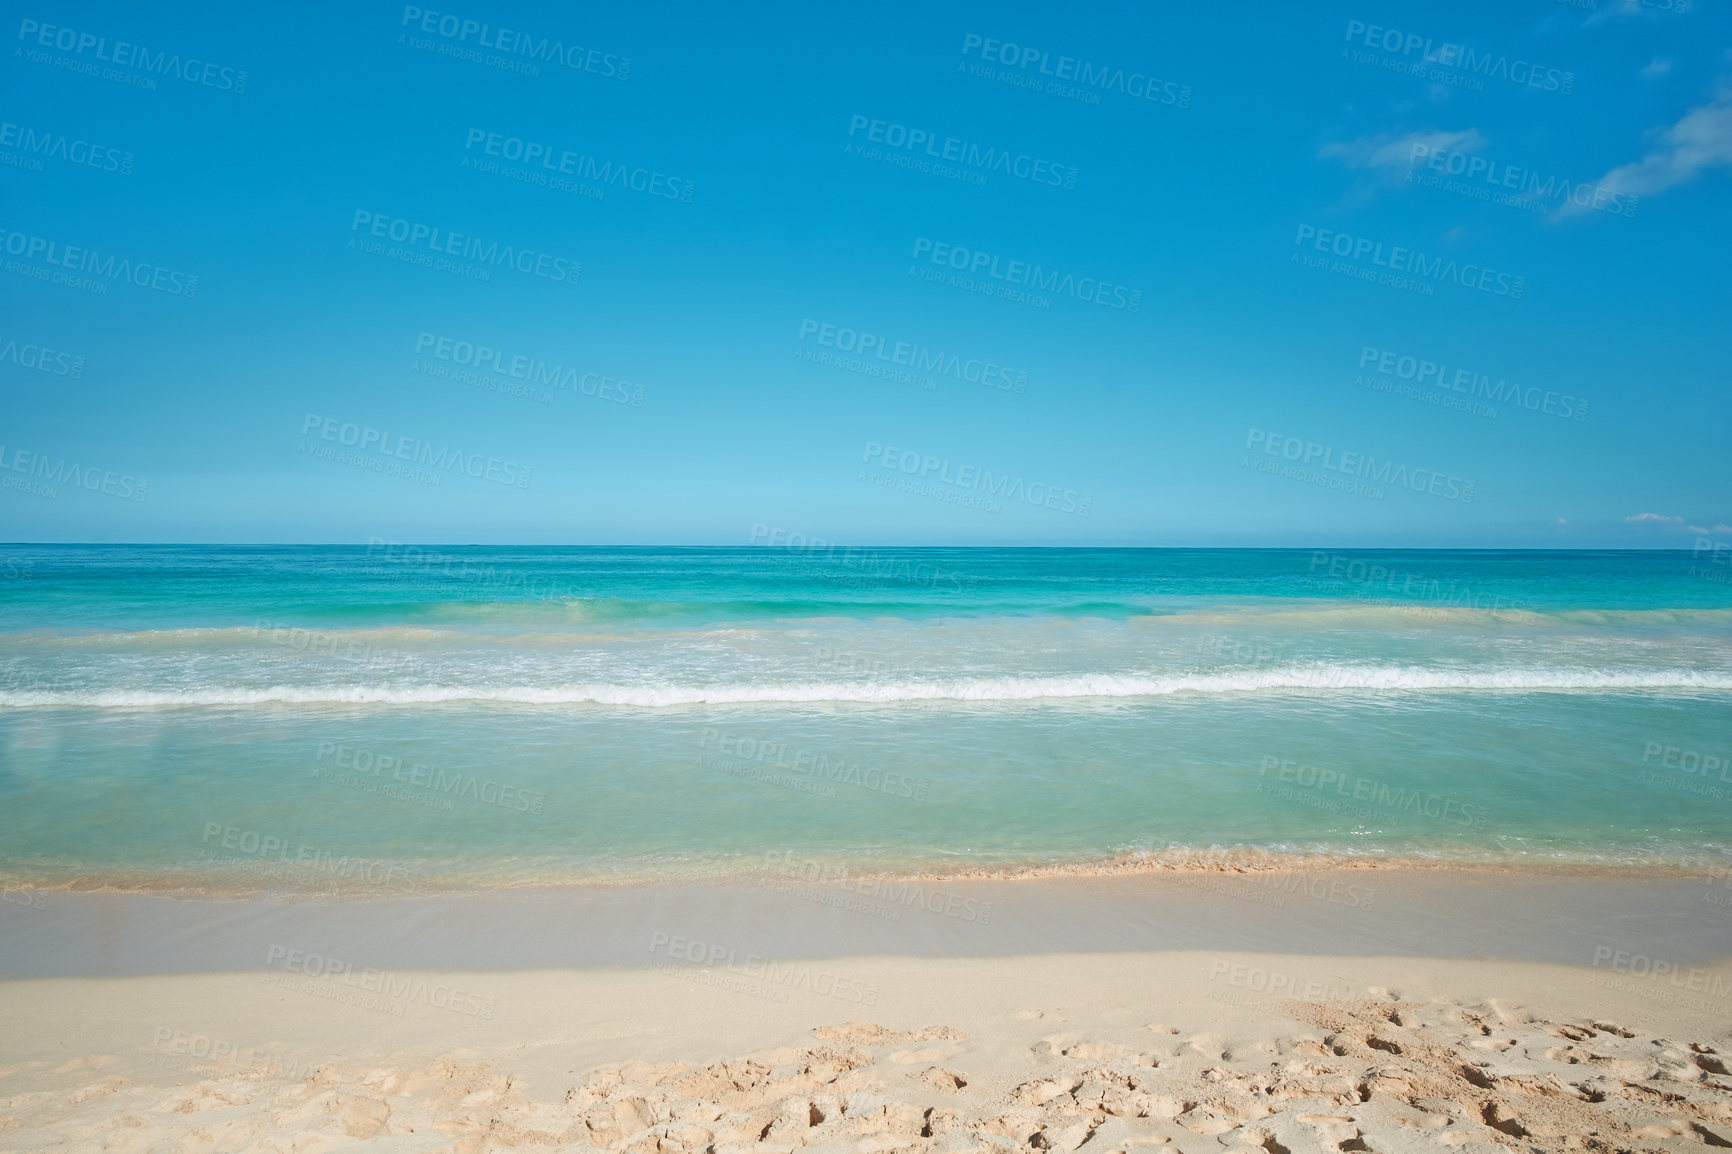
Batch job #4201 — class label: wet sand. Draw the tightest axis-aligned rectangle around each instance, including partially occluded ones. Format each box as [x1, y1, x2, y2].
[2, 868, 1728, 979]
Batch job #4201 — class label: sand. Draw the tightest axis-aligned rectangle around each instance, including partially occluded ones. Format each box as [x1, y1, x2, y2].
[4, 871, 1732, 1152]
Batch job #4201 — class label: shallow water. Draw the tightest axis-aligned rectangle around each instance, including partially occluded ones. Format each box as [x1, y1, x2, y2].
[2, 545, 1729, 890]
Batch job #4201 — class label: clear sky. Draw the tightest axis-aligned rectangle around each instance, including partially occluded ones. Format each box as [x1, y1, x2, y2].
[2, 0, 1728, 546]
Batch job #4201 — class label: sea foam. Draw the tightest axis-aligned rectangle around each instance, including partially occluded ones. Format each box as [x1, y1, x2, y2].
[3, 664, 1730, 708]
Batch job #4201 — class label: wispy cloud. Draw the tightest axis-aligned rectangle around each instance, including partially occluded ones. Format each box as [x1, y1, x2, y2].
[1626, 513, 1685, 523]
[1560, 81, 1732, 217]
[1584, 0, 1691, 27]
[1319, 128, 1486, 179]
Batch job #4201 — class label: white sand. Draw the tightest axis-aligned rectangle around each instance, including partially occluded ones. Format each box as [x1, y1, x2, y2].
[5, 948, 1732, 1152]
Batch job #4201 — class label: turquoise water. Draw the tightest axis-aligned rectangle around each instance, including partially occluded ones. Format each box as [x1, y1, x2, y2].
[2, 545, 1730, 890]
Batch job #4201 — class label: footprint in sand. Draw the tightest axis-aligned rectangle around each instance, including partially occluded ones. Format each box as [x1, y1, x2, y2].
[915, 1066, 966, 1091]
[66, 1076, 127, 1105]
[17, 993, 1732, 1154]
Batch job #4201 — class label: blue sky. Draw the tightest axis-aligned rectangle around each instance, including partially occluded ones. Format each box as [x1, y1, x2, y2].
[2, 0, 1728, 546]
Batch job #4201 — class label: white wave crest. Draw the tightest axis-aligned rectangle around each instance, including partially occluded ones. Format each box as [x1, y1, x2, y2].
[2, 665, 1731, 708]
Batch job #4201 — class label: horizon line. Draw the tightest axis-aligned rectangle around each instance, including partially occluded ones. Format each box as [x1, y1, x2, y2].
[0, 542, 1717, 553]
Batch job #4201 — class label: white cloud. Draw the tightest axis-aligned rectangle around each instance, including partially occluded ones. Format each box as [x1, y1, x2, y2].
[1561, 81, 1732, 216]
[1626, 513, 1685, 523]
[1642, 57, 1673, 79]
[1318, 128, 1486, 175]
[1585, 0, 1682, 26]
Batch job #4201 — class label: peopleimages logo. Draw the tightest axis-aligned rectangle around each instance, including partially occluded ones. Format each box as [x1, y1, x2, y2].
[1245, 429, 1474, 502]
[0, 227, 198, 297]
[1294, 225, 1524, 299]
[0, 120, 132, 174]
[1358, 346, 1586, 421]
[349, 211, 580, 286]
[764, 852, 993, 924]
[647, 932, 880, 1006]
[0, 336, 83, 378]
[299, 413, 533, 489]
[1408, 142, 1634, 219]
[463, 129, 692, 203]
[747, 526, 972, 591]
[15, 18, 250, 93]
[0, 443, 148, 501]
[265, 944, 497, 1018]
[1642, 740, 1731, 783]
[204, 824, 417, 890]
[1258, 756, 1489, 828]
[1591, 946, 1732, 1000]
[413, 332, 643, 405]
[846, 115, 1078, 188]
[862, 441, 1091, 516]
[1307, 551, 1536, 613]
[797, 319, 1027, 393]
[314, 740, 547, 815]
[960, 33, 1190, 108]
[911, 238, 1141, 311]
[398, 6, 629, 79]
[1341, 19, 1573, 95]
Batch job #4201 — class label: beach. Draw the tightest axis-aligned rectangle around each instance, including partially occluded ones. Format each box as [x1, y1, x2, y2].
[8, 0, 1728, 1142]
[3, 545, 1731, 1150]
[4, 870, 1732, 1151]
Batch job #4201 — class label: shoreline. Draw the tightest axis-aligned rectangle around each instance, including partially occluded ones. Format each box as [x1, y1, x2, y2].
[5, 848, 1730, 901]
[6, 868, 1732, 981]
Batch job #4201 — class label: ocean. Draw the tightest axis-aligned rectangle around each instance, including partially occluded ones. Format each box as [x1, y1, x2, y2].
[1, 544, 1729, 892]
